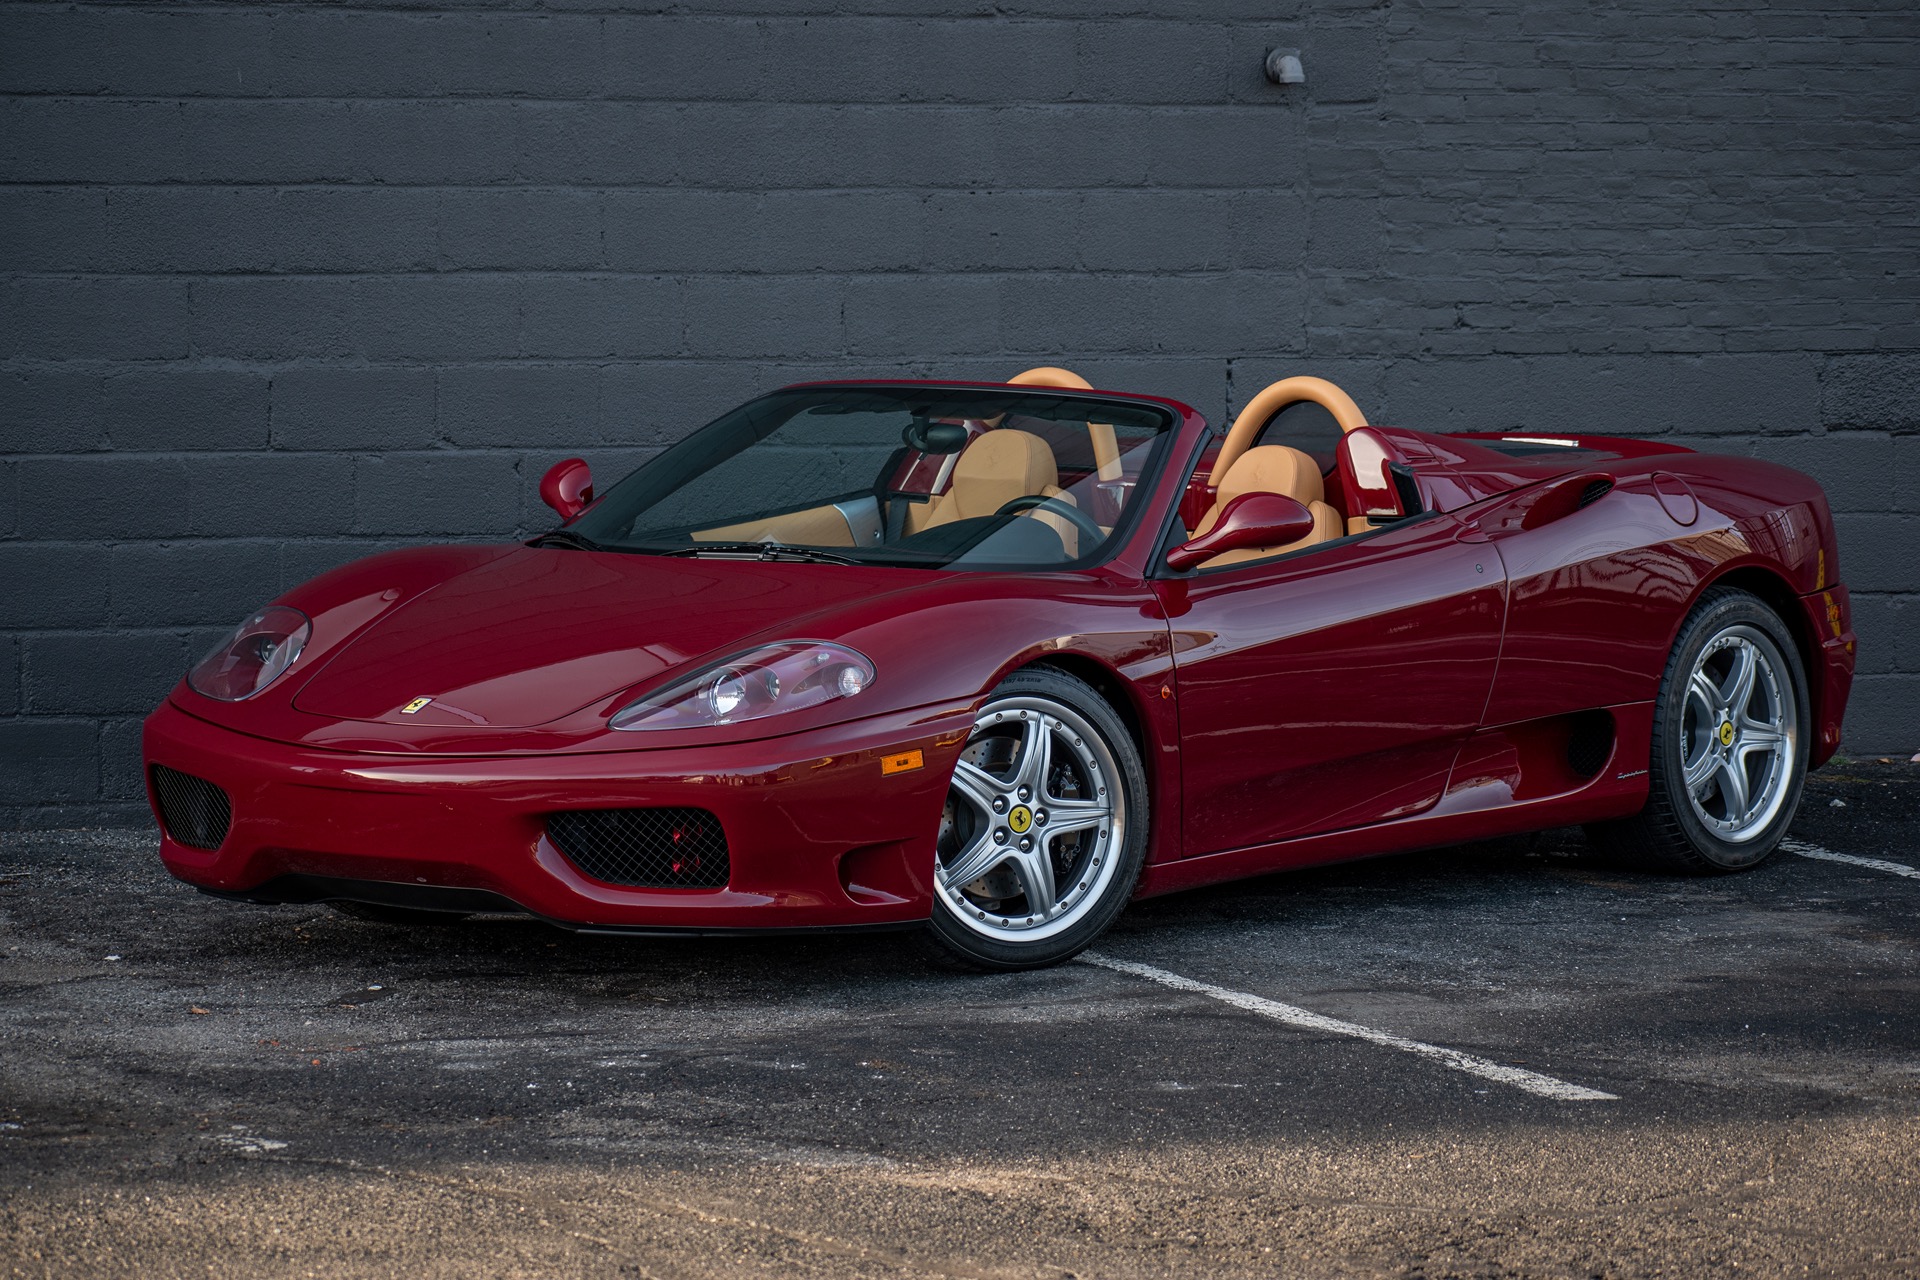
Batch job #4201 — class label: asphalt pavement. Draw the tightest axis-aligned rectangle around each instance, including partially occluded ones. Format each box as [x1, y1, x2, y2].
[3, 760, 1918, 1279]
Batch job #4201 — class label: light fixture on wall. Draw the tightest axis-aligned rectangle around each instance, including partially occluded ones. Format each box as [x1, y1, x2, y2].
[1264, 48, 1305, 86]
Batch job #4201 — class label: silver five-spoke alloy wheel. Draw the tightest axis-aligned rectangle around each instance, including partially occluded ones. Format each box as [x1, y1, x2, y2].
[1679, 623, 1798, 843]
[936, 694, 1126, 943]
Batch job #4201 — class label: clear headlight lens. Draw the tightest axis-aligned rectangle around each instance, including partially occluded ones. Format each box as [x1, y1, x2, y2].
[610, 641, 875, 732]
[187, 605, 312, 702]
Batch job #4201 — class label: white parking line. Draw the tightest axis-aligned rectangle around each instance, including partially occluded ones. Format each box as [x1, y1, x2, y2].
[1080, 952, 1617, 1102]
[1784, 839, 1920, 881]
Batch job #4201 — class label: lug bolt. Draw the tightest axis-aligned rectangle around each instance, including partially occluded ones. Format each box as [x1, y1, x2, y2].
[1035, 809, 1048, 826]
[1018, 837, 1033, 852]
[1017, 786, 1031, 801]
[994, 828, 1008, 844]
[992, 797, 1008, 814]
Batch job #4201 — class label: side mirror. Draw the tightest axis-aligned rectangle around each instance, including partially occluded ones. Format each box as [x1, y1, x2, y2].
[539, 457, 594, 519]
[1165, 492, 1315, 572]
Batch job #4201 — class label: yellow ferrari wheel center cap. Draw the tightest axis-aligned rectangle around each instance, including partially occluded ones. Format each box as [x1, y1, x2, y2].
[1008, 805, 1034, 835]
[1719, 721, 1735, 747]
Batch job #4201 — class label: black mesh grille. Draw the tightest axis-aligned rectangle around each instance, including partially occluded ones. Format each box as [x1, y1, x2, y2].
[150, 765, 232, 851]
[1566, 710, 1615, 779]
[1576, 478, 1614, 509]
[546, 808, 730, 889]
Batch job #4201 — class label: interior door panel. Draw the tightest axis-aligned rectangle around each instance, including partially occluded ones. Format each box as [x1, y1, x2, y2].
[692, 501, 862, 547]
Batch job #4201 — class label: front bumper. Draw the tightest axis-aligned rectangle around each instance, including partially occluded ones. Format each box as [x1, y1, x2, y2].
[143, 699, 973, 931]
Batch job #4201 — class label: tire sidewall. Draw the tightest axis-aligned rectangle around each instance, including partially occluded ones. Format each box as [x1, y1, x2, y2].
[1653, 591, 1810, 870]
[925, 668, 1150, 970]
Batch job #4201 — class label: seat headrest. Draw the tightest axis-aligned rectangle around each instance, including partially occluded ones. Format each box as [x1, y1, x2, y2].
[1217, 444, 1324, 507]
[948, 430, 1060, 519]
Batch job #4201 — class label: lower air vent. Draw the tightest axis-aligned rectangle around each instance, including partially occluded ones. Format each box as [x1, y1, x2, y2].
[546, 808, 730, 889]
[1576, 478, 1614, 509]
[1566, 710, 1615, 779]
[150, 765, 233, 851]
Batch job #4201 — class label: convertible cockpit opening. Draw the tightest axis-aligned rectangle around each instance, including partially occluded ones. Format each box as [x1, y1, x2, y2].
[562, 383, 1177, 570]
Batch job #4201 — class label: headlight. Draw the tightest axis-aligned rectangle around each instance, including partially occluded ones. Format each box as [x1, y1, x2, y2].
[610, 641, 875, 732]
[187, 605, 312, 702]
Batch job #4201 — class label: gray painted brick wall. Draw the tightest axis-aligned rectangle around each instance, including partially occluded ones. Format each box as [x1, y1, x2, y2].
[2, 1, 1916, 826]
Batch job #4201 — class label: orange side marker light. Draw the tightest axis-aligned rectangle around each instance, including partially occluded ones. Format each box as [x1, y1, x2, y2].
[881, 749, 924, 776]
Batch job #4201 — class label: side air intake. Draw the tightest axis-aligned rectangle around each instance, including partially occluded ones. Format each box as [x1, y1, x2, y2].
[545, 808, 730, 889]
[150, 765, 233, 851]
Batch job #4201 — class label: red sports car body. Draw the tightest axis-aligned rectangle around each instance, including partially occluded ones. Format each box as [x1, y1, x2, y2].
[144, 373, 1855, 968]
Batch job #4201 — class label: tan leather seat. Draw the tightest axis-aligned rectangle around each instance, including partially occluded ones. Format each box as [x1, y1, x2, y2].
[1190, 444, 1342, 569]
[919, 429, 1080, 554]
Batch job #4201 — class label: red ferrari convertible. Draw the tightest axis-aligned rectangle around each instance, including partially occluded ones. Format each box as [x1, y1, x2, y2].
[144, 370, 1855, 969]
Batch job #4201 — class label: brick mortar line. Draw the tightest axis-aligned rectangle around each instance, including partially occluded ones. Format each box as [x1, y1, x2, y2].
[0, 534, 503, 544]
[15, 182, 1323, 192]
[1, 94, 1323, 108]
[2, 354, 1397, 364]
[15, 269, 1335, 282]
[0, 183, 1308, 191]
[11, 90, 1908, 103]
[15, 259, 1920, 278]
[7, 353, 1917, 364]
[0, 4, 1305, 20]
[0, 451, 655, 460]
[4, 180, 1905, 191]
[4, 630, 232, 639]
[8, 89, 1914, 103]
[15, 3, 1883, 14]
[4, 435, 1911, 451]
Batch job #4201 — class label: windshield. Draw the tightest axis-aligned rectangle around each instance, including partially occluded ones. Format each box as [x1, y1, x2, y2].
[563, 385, 1178, 570]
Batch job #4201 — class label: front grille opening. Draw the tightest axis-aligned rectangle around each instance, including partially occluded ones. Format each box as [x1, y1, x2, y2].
[546, 808, 730, 889]
[150, 765, 233, 851]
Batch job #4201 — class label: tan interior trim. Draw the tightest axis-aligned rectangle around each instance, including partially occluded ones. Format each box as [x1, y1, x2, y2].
[920, 428, 1061, 529]
[1192, 445, 1325, 536]
[1007, 367, 1092, 390]
[1208, 376, 1368, 488]
[693, 503, 856, 547]
[1008, 366, 1122, 482]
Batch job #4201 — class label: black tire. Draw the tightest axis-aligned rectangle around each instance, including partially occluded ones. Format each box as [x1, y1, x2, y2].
[917, 667, 1150, 971]
[328, 901, 472, 926]
[1586, 587, 1809, 872]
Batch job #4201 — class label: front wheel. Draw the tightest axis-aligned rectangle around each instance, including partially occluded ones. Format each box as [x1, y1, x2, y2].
[1587, 587, 1809, 872]
[920, 668, 1149, 971]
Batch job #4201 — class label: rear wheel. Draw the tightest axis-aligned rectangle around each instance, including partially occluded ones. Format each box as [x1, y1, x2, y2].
[920, 668, 1149, 971]
[1587, 587, 1808, 872]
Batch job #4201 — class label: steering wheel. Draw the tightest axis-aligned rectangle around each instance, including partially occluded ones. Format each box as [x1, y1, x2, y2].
[1208, 376, 1369, 488]
[994, 494, 1104, 545]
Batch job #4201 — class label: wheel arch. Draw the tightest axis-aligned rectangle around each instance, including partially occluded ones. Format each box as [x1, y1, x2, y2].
[1019, 652, 1152, 767]
[1692, 562, 1822, 732]
[968, 647, 1178, 868]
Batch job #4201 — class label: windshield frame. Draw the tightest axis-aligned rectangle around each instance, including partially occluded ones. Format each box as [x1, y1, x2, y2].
[550, 380, 1191, 575]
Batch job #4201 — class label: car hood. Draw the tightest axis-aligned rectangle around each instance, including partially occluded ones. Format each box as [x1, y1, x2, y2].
[291, 547, 917, 730]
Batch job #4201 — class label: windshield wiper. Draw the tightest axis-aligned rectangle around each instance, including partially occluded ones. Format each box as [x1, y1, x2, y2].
[528, 529, 606, 552]
[660, 542, 859, 566]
